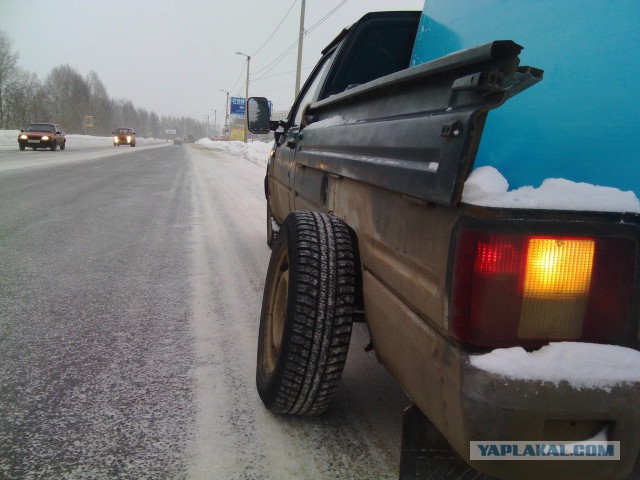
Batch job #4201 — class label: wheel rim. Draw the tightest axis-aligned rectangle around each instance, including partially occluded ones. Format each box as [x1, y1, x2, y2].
[264, 247, 288, 374]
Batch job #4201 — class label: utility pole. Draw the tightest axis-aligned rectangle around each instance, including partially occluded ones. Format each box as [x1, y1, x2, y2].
[295, 0, 306, 96]
[220, 89, 229, 139]
[236, 51, 250, 143]
[203, 114, 209, 137]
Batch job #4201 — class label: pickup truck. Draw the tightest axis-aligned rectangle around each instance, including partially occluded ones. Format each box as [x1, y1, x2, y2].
[247, 8, 640, 480]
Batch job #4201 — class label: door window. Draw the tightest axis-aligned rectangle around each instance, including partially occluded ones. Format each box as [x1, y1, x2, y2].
[291, 52, 334, 128]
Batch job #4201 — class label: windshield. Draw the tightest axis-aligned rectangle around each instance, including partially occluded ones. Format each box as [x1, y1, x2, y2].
[116, 128, 132, 134]
[26, 124, 55, 132]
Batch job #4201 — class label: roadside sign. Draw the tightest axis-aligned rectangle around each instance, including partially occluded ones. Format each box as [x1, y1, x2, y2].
[230, 97, 245, 116]
[230, 125, 245, 142]
[84, 116, 94, 128]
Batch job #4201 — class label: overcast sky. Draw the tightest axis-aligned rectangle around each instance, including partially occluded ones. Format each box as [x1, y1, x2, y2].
[0, 0, 425, 127]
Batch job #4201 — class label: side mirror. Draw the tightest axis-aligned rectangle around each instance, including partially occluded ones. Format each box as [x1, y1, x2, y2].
[112, 131, 115, 134]
[247, 97, 271, 134]
[132, 131, 135, 135]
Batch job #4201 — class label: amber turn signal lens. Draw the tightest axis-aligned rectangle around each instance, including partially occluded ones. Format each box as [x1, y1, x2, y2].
[523, 238, 594, 296]
[519, 238, 595, 339]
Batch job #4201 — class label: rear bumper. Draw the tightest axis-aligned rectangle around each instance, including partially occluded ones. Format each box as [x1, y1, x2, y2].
[455, 359, 640, 479]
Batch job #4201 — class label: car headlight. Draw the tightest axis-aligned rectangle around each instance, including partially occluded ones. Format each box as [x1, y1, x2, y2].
[42, 136, 49, 141]
[19, 134, 27, 140]
[126, 136, 132, 143]
[114, 136, 119, 143]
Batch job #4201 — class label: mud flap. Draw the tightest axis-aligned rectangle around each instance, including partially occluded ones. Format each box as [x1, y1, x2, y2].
[399, 404, 495, 480]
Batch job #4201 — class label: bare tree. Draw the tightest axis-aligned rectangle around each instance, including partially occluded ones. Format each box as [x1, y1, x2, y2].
[6, 70, 43, 127]
[86, 71, 112, 136]
[45, 64, 90, 132]
[0, 31, 20, 128]
[148, 111, 160, 138]
[135, 107, 148, 137]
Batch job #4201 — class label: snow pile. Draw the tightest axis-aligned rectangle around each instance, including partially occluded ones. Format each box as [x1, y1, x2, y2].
[68, 134, 165, 147]
[463, 166, 640, 214]
[0, 130, 20, 146]
[470, 342, 640, 391]
[195, 139, 273, 166]
[66, 134, 112, 147]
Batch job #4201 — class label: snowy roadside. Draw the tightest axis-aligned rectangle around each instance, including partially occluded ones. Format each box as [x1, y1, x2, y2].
[194, 138, 273, 167]
[0, 130, 168, 148]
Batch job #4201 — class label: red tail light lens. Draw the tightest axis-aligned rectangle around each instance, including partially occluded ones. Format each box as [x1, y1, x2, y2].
[450, 228, 636, 347]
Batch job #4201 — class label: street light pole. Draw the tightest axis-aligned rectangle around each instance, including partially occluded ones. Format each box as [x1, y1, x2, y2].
[213, 109, 217, 135]
[219, 89, 229, 139]
[236, 51, 250, 143]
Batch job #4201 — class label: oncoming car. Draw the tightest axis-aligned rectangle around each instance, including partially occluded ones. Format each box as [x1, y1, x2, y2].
[113, 128, 136, 147]
[173, 137, 182, 145]
[18, 123, 66, 151]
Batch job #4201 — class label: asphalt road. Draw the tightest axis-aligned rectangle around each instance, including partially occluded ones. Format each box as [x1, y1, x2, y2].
[0, 143, 410, 479]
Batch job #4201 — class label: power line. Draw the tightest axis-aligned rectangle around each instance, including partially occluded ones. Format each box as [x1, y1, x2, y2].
[259, 84, 296, 94]
[229, 1, 349, 100]
[251, 0, 299, 58]
[252, 66, 313, 82]
[229, 62, 246, 94]
[252, 38, 299, 78]
[251, 0, 350, 80]
[305, 0, 349, 36]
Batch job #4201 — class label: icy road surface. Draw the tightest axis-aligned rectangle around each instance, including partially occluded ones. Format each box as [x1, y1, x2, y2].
[0, 142, 410, 479]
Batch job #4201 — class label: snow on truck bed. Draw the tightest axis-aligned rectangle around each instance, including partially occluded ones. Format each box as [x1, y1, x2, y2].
[463, 166, 640, 214]
[470, 342, 640, 391]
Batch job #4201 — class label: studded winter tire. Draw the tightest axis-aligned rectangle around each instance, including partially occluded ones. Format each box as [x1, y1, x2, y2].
[256, 211, 357, 415]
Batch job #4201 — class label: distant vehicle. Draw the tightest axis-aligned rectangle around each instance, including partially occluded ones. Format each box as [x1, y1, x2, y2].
[18, 123, 66, 151]
[187, 135, 195, 143]
[173, 137, 182, 145]
[113, 127, 136, 147]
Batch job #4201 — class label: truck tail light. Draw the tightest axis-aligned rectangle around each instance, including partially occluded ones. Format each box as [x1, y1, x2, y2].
[450, 228, 636, 347]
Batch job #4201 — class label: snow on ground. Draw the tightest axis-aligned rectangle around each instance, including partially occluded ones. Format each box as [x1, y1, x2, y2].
[463, 166, 640, 214]
[0, 130, 20, 146]
[195, 138, 273, 166]
[470, 342, 640, 391]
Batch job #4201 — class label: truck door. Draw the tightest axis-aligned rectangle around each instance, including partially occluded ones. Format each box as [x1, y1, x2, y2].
[270, 52, 334, 219]
[270, 128, 295, 221]
[286, 53, 334, 212]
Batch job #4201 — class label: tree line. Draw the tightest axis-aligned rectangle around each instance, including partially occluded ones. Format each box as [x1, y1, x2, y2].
[0, 31, 205, 138]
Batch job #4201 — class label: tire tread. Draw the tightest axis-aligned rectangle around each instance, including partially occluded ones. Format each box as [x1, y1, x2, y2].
[258, 211, 357, 416]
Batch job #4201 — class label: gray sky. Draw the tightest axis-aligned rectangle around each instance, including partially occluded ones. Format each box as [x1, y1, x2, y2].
[0, 0, 425, 127]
